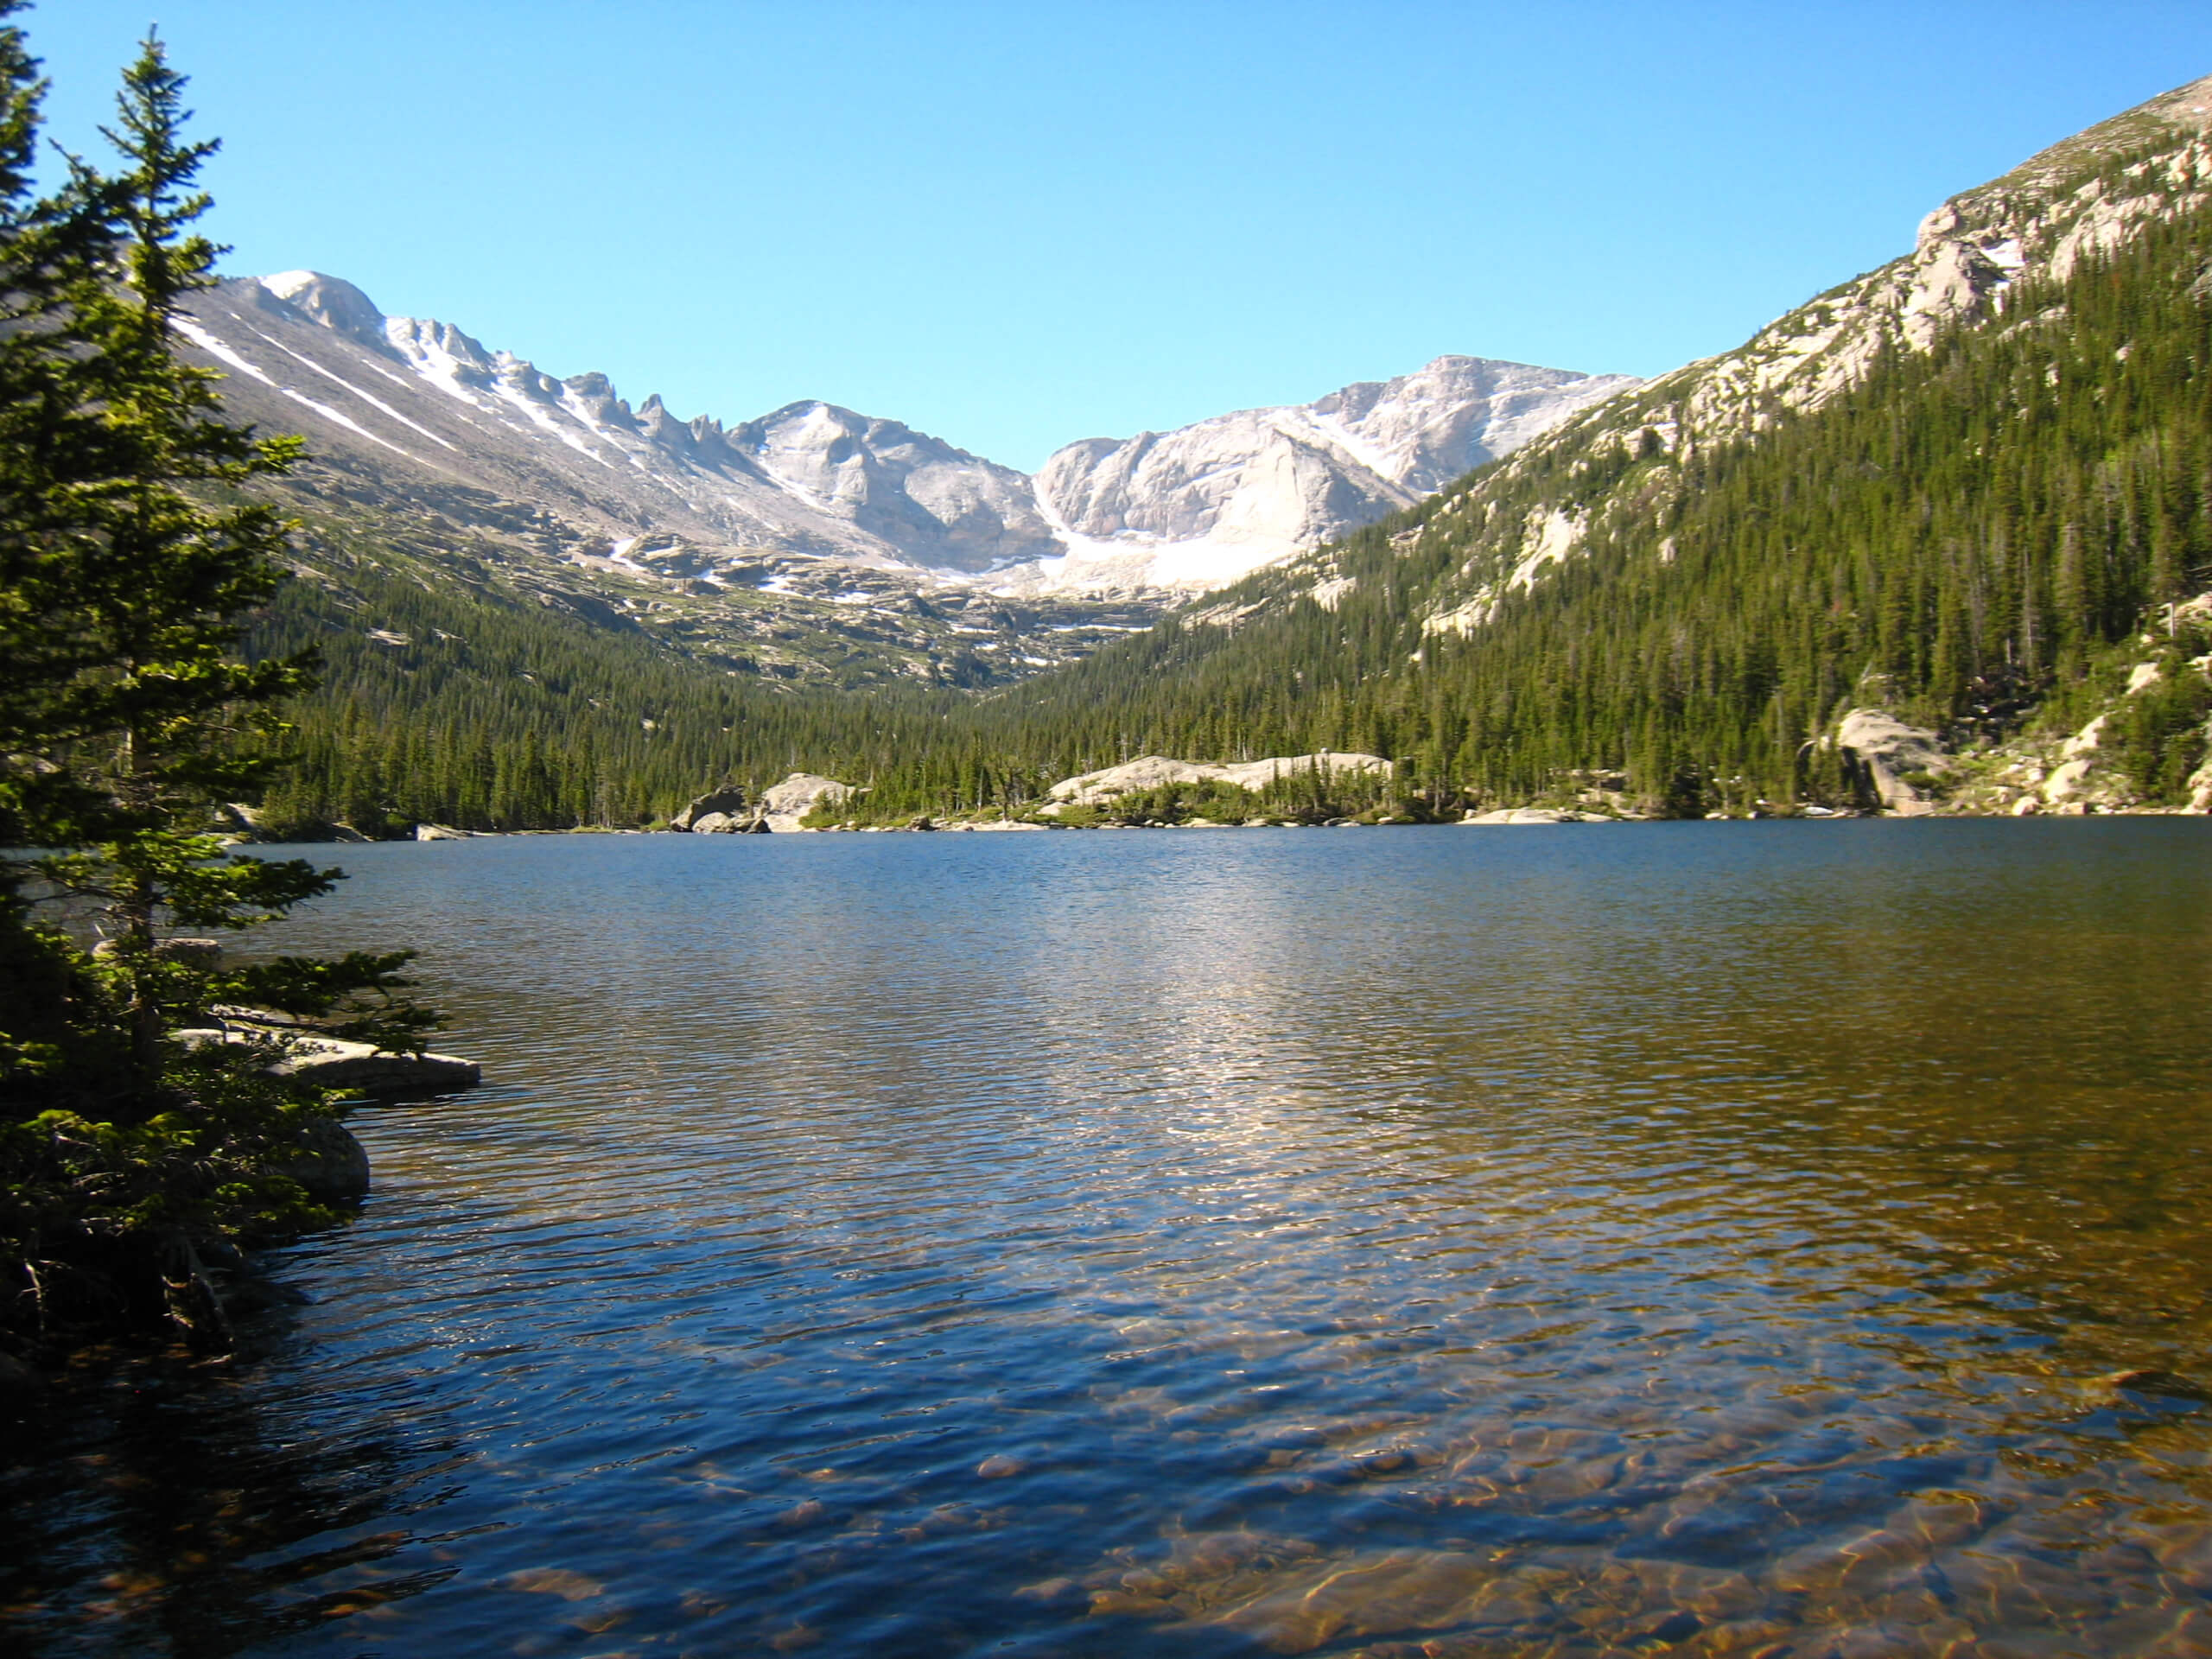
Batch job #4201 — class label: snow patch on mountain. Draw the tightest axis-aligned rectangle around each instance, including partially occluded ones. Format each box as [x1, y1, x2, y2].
[182, 271, 1635, 607]
[1000, 355, 1638, 594]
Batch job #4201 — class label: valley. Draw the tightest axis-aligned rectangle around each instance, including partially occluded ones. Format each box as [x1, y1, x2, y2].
[209, 74, 2212, 836]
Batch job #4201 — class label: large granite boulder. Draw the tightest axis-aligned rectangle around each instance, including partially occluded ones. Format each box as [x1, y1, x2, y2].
[1046, 751, 1392, 809]
[671, 786, 752, 831]
[1835, 709, 1951, 815]
[1463, 807, 1579, 824]
[760, 772, 855, 830]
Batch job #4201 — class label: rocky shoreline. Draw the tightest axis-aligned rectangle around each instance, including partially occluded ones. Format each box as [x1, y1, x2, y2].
[266, 660, 2212, 843]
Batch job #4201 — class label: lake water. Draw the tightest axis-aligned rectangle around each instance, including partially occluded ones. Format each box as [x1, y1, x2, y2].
[7, 821, 2212, 1658]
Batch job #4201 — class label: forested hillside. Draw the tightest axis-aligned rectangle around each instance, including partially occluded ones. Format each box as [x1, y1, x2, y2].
[865, 170, 2210, 817]
[248, 534, 963, 834]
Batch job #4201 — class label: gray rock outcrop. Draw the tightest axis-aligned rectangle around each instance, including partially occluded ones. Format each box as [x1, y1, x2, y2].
[672, 785, 751, 831]
[174, 1027, 482, 1092]
[1835, 709, 1952, 814]
[759, 772, 855, 830]
[1048, 752, 1389, 814]
[1460, 807, 1606, 824]
[1044, 751, 1392, 810]
[1007, 358, 1640, 596]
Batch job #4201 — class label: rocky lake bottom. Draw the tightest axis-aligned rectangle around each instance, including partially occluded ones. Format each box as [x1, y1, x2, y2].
[5, 821, 2212, 1657]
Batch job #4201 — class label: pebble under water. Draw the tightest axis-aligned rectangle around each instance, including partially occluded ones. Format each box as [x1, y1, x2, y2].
[6, 820, 2212, 1658]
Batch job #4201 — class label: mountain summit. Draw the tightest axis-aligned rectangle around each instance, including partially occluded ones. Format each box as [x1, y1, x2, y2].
[181, 272, 1055, 575]
[1007, 356, 1638, 594]
[179, 276, 1630, 599]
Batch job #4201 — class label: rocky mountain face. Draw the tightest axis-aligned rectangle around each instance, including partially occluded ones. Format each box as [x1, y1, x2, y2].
[1008, 357, 1637, 595]
[180, 275, 1630, 677]
[184, 273, 1152, 687]
[190, 270, 1056, 575]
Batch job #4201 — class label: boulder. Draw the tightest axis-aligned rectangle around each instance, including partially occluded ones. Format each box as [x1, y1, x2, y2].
[1047, 750, 1392, 808]
[268, 1036, 481, 1092]
[1462, 807, 1570, 824]
[2044, 715, 2111, 807]
[759, 772, 855, 831]
[671, 785, 750, 831]
[172, 1027, 481, 1093]
[283, 1116, 371, 1201]
[415, 822, 474, 841]
[1835, 709, 1951, 814]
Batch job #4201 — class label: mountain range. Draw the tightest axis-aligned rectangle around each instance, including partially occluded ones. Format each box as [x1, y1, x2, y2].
[181, 272, 1630, 605]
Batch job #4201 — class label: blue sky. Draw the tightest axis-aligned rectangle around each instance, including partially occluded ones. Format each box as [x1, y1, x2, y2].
[31, 2, 2212, 470]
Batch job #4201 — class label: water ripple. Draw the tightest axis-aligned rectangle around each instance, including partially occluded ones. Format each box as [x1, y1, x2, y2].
[6, 822, 2212, 1656]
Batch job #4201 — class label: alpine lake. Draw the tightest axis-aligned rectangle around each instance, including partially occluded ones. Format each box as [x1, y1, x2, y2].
[6, 818, 2212, 1659]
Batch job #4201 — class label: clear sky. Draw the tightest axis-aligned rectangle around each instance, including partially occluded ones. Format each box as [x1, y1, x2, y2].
[29, 2, 2212, 471]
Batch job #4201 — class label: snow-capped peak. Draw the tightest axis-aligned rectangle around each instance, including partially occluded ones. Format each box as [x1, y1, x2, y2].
[204, 273, 1636, 596]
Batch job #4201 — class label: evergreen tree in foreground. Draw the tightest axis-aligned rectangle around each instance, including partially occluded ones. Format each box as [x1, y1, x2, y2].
[0, 18, 431, 1359]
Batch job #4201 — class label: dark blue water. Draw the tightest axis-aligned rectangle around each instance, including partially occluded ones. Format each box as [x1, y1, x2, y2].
[7, 821, 2212, 1656]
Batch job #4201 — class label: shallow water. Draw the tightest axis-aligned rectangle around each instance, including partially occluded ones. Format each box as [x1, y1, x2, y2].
[7, 821, 2212, 1657]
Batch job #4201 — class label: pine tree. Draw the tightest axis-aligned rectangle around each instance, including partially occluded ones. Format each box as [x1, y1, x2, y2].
[24, 35, 340, 1065]
[1, 26, 435, 1357]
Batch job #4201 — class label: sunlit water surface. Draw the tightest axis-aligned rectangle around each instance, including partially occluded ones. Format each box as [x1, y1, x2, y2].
[7, 822, 2212, 1658]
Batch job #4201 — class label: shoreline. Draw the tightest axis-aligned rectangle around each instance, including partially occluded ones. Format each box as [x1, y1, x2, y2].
[251, 804, 2212, 846]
